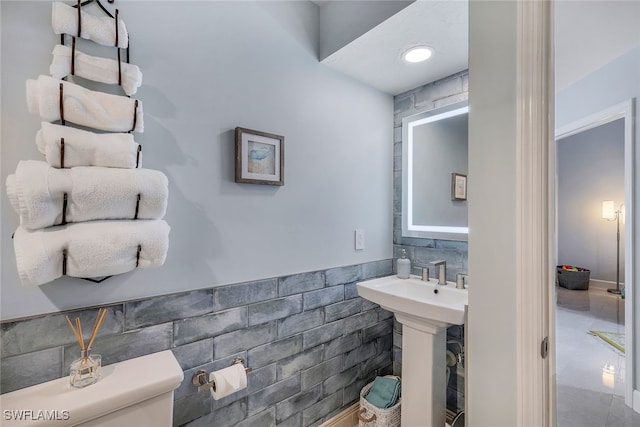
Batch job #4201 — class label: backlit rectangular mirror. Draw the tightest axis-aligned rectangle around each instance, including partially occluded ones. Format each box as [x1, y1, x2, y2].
[402, 100, 469, 241]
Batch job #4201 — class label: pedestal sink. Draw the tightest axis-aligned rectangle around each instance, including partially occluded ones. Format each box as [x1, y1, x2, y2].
[357, 275, 467, 427]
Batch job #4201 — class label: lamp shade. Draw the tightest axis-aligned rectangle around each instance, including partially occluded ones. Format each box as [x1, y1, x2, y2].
[602, 200, 616, 220]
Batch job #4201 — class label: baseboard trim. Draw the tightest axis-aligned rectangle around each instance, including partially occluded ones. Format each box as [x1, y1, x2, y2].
[589, 279, 625, 291]
[319, 403, 360, 427]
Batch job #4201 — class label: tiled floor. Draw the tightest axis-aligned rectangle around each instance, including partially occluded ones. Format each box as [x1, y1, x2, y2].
[555, 285, 640, 426]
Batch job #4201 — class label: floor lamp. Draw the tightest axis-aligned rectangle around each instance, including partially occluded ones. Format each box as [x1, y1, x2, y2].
[602, 200, 622, 294]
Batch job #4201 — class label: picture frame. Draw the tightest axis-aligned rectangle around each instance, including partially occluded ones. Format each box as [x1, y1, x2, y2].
[235, 127, 284, 186]
[451, 173, 467, 201]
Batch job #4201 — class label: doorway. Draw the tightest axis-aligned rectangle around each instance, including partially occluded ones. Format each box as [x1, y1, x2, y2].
[554, 100, 635, 424]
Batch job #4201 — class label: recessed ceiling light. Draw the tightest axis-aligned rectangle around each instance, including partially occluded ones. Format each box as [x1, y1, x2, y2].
[403, 46, 433, 63]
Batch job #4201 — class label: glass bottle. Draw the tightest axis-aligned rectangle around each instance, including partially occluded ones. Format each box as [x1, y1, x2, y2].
[70, 350, 101, 388]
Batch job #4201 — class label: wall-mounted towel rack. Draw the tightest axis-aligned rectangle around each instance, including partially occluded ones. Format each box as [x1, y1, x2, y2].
[58, 138, 141, 169]
[57, 81, 139, 132]
[61, 0, 131, 93]
[73, 0, 116, 20]
[60, 192, 141, 225]
[62, 243, 139, 283]
[8, 0, 160, 288]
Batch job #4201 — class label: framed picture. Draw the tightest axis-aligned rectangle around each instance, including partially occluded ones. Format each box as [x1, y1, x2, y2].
[451, 173, 467, 201]
[235, 127, 284, 186]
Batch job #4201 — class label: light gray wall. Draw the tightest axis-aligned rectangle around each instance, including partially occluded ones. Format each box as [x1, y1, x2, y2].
[557, 119, 625, 282]
[467, 1, 518, 425]
[319, 0, 413, 60]
[0, 1, 393, 320]
[556, 45, 640, 405]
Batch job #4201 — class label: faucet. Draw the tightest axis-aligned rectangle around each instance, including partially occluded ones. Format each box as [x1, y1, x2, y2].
[456, 273, 468, 289]
[428, 260, 447, 285]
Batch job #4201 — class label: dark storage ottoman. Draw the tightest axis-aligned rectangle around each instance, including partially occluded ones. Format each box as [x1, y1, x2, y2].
[557, 265, 590, 290]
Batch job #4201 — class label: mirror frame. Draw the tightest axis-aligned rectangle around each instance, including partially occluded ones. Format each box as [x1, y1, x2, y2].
[401, 100, 469, 241]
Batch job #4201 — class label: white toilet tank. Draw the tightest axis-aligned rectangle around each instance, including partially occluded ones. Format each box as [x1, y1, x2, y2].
[0, 350, 184, 427]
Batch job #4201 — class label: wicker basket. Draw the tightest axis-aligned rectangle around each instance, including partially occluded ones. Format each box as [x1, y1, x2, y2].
[358, 377, 401, 427]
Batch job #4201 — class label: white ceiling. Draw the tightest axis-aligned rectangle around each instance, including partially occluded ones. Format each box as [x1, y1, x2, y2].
[317, 0, 640, 96]
[321, 0, 468, 95]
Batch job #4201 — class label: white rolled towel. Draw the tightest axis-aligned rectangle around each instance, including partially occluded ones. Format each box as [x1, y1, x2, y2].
[52, 2, 128, 48]
[26, 75, 144, 133]
[36, 122, 141, 169]
[50, 44, 142, 96]
[13, 220, 170, 286]
[6, 160, 167, 230]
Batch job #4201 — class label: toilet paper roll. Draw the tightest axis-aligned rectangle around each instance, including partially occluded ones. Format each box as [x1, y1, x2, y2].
[209, 363, 247, 400]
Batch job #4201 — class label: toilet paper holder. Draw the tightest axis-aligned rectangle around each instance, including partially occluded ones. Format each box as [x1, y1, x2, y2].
[191, 357, 252, 392]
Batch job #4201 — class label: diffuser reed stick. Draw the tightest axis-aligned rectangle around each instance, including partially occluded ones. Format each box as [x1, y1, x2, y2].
[75, 317, 85, 350]
[86, 308, 108, 351]
[64, 308, 108, 352]
[65, 309, 107, 388]
[64, 315, 81, 345]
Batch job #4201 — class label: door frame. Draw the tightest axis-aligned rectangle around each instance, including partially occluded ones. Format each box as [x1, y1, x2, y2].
[554, 99, 636, 409]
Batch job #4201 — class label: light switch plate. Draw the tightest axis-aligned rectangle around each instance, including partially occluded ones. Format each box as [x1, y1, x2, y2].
[355, 229, 365, 250]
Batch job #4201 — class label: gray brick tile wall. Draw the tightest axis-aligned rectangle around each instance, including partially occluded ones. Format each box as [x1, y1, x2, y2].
[213, 322, 277, 360]
[171, 338, 214, 370]
[246, 364, 277, 393]
[174, 392, 211, 426]
[248, 295, 302, 326]
[275, 346, 323, 381]
[344, 378, 369, 406]
[184, 398, 247, 427]
[344, 282, 359, 299]
[0, 305, 123, 358]
[277, 412, 302, 427]
[125, 290, 213, 330]
[63, 322, 173, 373]
[237, 407, 275, 427]
[323, 365, 359, 396]
[324, 332, 361, 360]
[324, 299, 362, 323]
[302, 286, 344, 311]
[362, 319, 393, 342]
[278, 272, 324, 297]
[0, 347, 63, 393]
[0, 260, 394, 426]
[325, 265, 360, 286]
[277, 308, 323, 338]
[213, 279, 278, 311]
[302, 392, 343, 426]
[174, 307, 247, 347]
[302, 321, 345, 350]
[247, 375, 300, 416]
[301, 355, 342, 390]
[247, 335, 303, 368]
[275, 384, 322, 423]
[343, 341, 377, 370]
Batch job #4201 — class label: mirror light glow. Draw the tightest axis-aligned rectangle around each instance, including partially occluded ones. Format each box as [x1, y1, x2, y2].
[407, 106, 469, 235]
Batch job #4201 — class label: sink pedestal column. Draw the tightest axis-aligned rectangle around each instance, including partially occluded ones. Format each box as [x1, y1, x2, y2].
[396, 313, 447, 427]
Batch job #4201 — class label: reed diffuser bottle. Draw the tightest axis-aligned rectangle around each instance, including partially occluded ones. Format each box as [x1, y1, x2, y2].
[66, 308, 107, 388]
[69, 350, 102, 388]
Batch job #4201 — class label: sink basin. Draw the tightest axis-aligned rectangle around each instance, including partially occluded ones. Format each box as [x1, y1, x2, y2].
[357, 275, 468, 426]
[357, 275, 467, 327]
